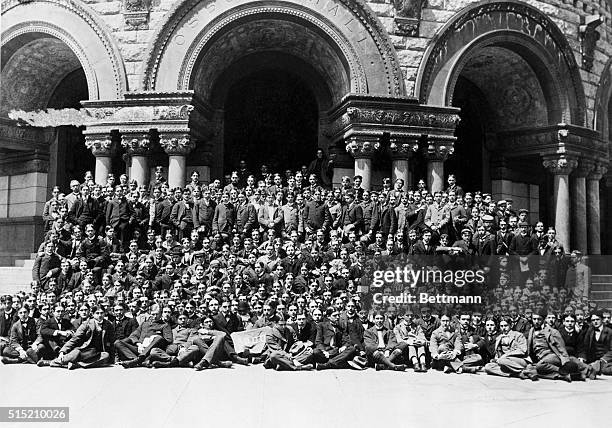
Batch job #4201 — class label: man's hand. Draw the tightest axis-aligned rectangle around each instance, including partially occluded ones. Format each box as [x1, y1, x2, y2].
[384, 350, 390, 358]
[18, 349, 27, 360]
[45, 271, 54, 279]
[338, 346, 346, 353]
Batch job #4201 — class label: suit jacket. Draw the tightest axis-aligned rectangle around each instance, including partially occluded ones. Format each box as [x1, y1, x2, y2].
[212, 312, 242, 335]
[578, 325, 612, 363]
[370, 204, 397, 236]
[526, 326, 569, 365]
[340, 203, 363, 233]
[40, 317, 74, 351]
[60, 318, 115, 355]
[105, 197, 134, 228]
[69, 197, 99, 224]
[32, 253, 61, 283]
[315, 321, 343, 351]
[213, 202, 236, 234]
[152, 198, 173, 227]
[429, 326, 463, 356]
[257, 204, 283, 230]
[0, 309, 18, 338]
[338, 313, 365, 351]
[8, 317, 38, 351]
[364, 325, 398, 353]
[394, 320, 426, 346]
[265, 325, 297, 356]
[111, 316, 139, 342]
[292, 320, 316, 344]
[510, 317, 530, 336]
[303, 200, 332, 231]
[170, 201, 193, 228]
[493, 330, 527, 359]
[127, 319, 173, 346]
[235, 203, 257, 235]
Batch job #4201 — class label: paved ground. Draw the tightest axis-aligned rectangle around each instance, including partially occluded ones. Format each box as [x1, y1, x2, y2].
[1, 364, 610, 428]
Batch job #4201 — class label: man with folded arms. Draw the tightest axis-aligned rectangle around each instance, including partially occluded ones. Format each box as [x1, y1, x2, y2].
[394, 308, 427, 372]
[115, 307, 173, 368]
[363, 311, 406, 371]
[40, 306, 114, 369]
[1, 306, 40, 364]
[484, 317, 528, 377]
[429, 313, 463, 373]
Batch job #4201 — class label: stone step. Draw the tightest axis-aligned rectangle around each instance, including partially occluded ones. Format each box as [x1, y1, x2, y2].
[14, 259, 35, 269]
[591, 283, 612, 291]
[592, 275, 612, 281]
[591, 291, 612, 300]
[0, 267, 32, 295]
[592, 300, 612, 309]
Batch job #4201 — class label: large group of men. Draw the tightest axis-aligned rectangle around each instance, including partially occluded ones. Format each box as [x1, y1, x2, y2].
[1, 149, 611, 382]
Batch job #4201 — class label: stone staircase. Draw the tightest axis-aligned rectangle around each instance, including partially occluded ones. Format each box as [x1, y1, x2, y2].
[591, 274, 612, 310]
[0, 254, 35, 295]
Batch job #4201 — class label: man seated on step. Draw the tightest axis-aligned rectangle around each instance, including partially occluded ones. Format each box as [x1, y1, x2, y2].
[313, 307, 360, 370]
[393, 308, 428, 372]
[363, 311, 406, 371]
[38, 305, 113, 369]
[114, 306, 173, 368]
[578, 310, 612, 376]
[484, 317, 529, 377]
[38, 304, 74, 360]
[429, 312, 464, 373]
[264, 316, 313, 371]
[1, 306, 40, 365]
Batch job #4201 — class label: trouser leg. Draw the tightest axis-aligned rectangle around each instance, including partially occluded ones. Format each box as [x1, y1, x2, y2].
[269, 351, 297, 371]
[115, 339, 138, 361]
[326, 347, 356, 369]
[535, 354, 562, 379]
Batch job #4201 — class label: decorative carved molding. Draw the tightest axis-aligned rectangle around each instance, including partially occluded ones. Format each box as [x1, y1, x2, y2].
[159, 133, 195, 156]
[345, 135, 380, 159]
[345, 107, 460, 128]
[393, 17, 419, 37]
[153, 105, 194, 121]
[392, 0, 424, 36]
[573, 159, 595, 178]
[423, 136, 455, 162]
[579, 15, 602, 72]
[542, 155, 578, 175]
[85, 134, 113, 157]
[389, 134, 420, 159]
[121, 133, 150, 155]
[418, 1, 586, 124]
[2, 0, 127, 98]
[142, 0, 404, 96]
[124, 0, 150, 29]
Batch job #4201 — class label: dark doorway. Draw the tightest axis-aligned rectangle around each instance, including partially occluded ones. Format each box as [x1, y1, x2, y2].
[446, 76, 488, 193]
[223, 69, 318, 174]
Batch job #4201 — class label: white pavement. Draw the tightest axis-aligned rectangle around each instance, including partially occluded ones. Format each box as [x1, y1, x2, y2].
[0, 364, 610, 428]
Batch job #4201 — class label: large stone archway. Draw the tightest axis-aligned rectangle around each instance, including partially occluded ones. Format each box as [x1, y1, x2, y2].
[416, 0, 606, 253]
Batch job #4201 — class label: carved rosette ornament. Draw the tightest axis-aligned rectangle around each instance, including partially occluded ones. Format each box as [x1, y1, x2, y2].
[159, 134, 195, 156]
[85, 135, 113, 157]
[423, 137, 454, 162]
[345, 136, 380, 159]
[389, 135, 420, 159]
[121, 133, 150, 155]
[543, 155, 578, 175]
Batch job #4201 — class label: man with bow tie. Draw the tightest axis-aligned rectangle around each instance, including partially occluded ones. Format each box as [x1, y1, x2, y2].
[363, 311, 406, 371]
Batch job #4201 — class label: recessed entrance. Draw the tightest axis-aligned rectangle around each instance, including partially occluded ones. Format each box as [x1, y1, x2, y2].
[223, 68, 319, 173]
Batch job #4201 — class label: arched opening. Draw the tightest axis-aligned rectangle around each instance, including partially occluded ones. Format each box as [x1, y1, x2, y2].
[444, 45, 552, 220]
[187, 17, 348, 180]
[223, 68, 319, 174]
[1, 34, 95, 191]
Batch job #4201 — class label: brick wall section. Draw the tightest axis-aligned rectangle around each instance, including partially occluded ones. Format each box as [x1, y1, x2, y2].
[81, 0, 611, 126]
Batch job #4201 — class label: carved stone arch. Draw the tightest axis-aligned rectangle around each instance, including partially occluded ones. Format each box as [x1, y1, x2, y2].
[141, 0, 405, 97]
[594, 58, 612, 140]
[2, 0, 127, 99]
[416, 0, 586, 126]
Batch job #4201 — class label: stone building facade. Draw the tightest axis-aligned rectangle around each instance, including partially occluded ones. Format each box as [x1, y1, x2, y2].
[1, 0, 611, 263]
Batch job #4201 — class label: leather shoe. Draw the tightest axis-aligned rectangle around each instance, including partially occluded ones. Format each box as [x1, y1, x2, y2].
[1, 356, 20, 364]
[413, 362, 423, 372]
[37, 359, 51, 367]
[215, 361, 233, 369]
[375, 363, 385, 371]
[295, 363, 313, 371]
[392, 364, 406, 372]
[232, 356, 249, 366]
[194, 360, 210, 371]
[316, 363, 330, 371]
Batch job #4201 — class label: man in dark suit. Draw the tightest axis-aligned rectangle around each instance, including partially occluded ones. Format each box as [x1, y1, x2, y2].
[303, 188, 332, 235]
[150, 187, 173, 236]
[38, 304, 74, 360]
[1, 307, 39, 364]
[508, 305, 530, 336]
[114, 307, 173, 368]
[212, 192, 235, 239]
[32, 242, 61, 289]
[210, 300, 248, 365]
[110, 303, 138, 343]
[170, 189, 194, 240]
[41, 306, 114, 369]
[105, 185, 134, 248]
[0, 297, 19, 350]
[579, 310, 612, 376]
[364, 311, 406, 371]
[77, 224, 110, 270]
[313, 308, 354, 369]
[509, 222, 537, 255]
[234, 192, 257, 238]
[339, 191, 363, 237]
[559, 313, 581, 357]
[264, 318, 313, 371]
[69, 184, 99, 229]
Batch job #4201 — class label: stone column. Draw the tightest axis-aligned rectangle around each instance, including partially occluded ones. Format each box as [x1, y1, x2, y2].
[345, 135, 380, 190]
[121, 132, 151, 187]
[543, 155, 578, 252]
[423, 136, 455, 193]
[571, 160, 593, 253]
[85, 134, 113, 185]
[389, 135, 419, 190]
[159, 133, 195, 189]
[586, 163, 607, 254]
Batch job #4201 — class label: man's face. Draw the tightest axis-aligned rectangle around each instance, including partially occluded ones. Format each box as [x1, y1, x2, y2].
[532, 314, 543, 329]
[459, 314, 470, 328]
[17, 307, 28, 322]
[440, 315, 451, 329]
[208, 299, 219, 314]
[603, 312, 611, 325]
[373, 314, 384, 328]
[485, 320, 496, 334]
[591, 315, 603, 329]
[499, 320, 510, 334]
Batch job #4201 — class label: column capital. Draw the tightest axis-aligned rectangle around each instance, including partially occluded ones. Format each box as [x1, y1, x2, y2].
[573, 159, 595, 178]
[121, 132, 151, 155]
[159, 133, 195, 156]
[389, 134, 420, 160]
[423, 135, 454, 162]
[345, 135, 380, 159]
[84, 134, 113, 157]
[542, 155, 578, 175]
[587, 162, 608, 181]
